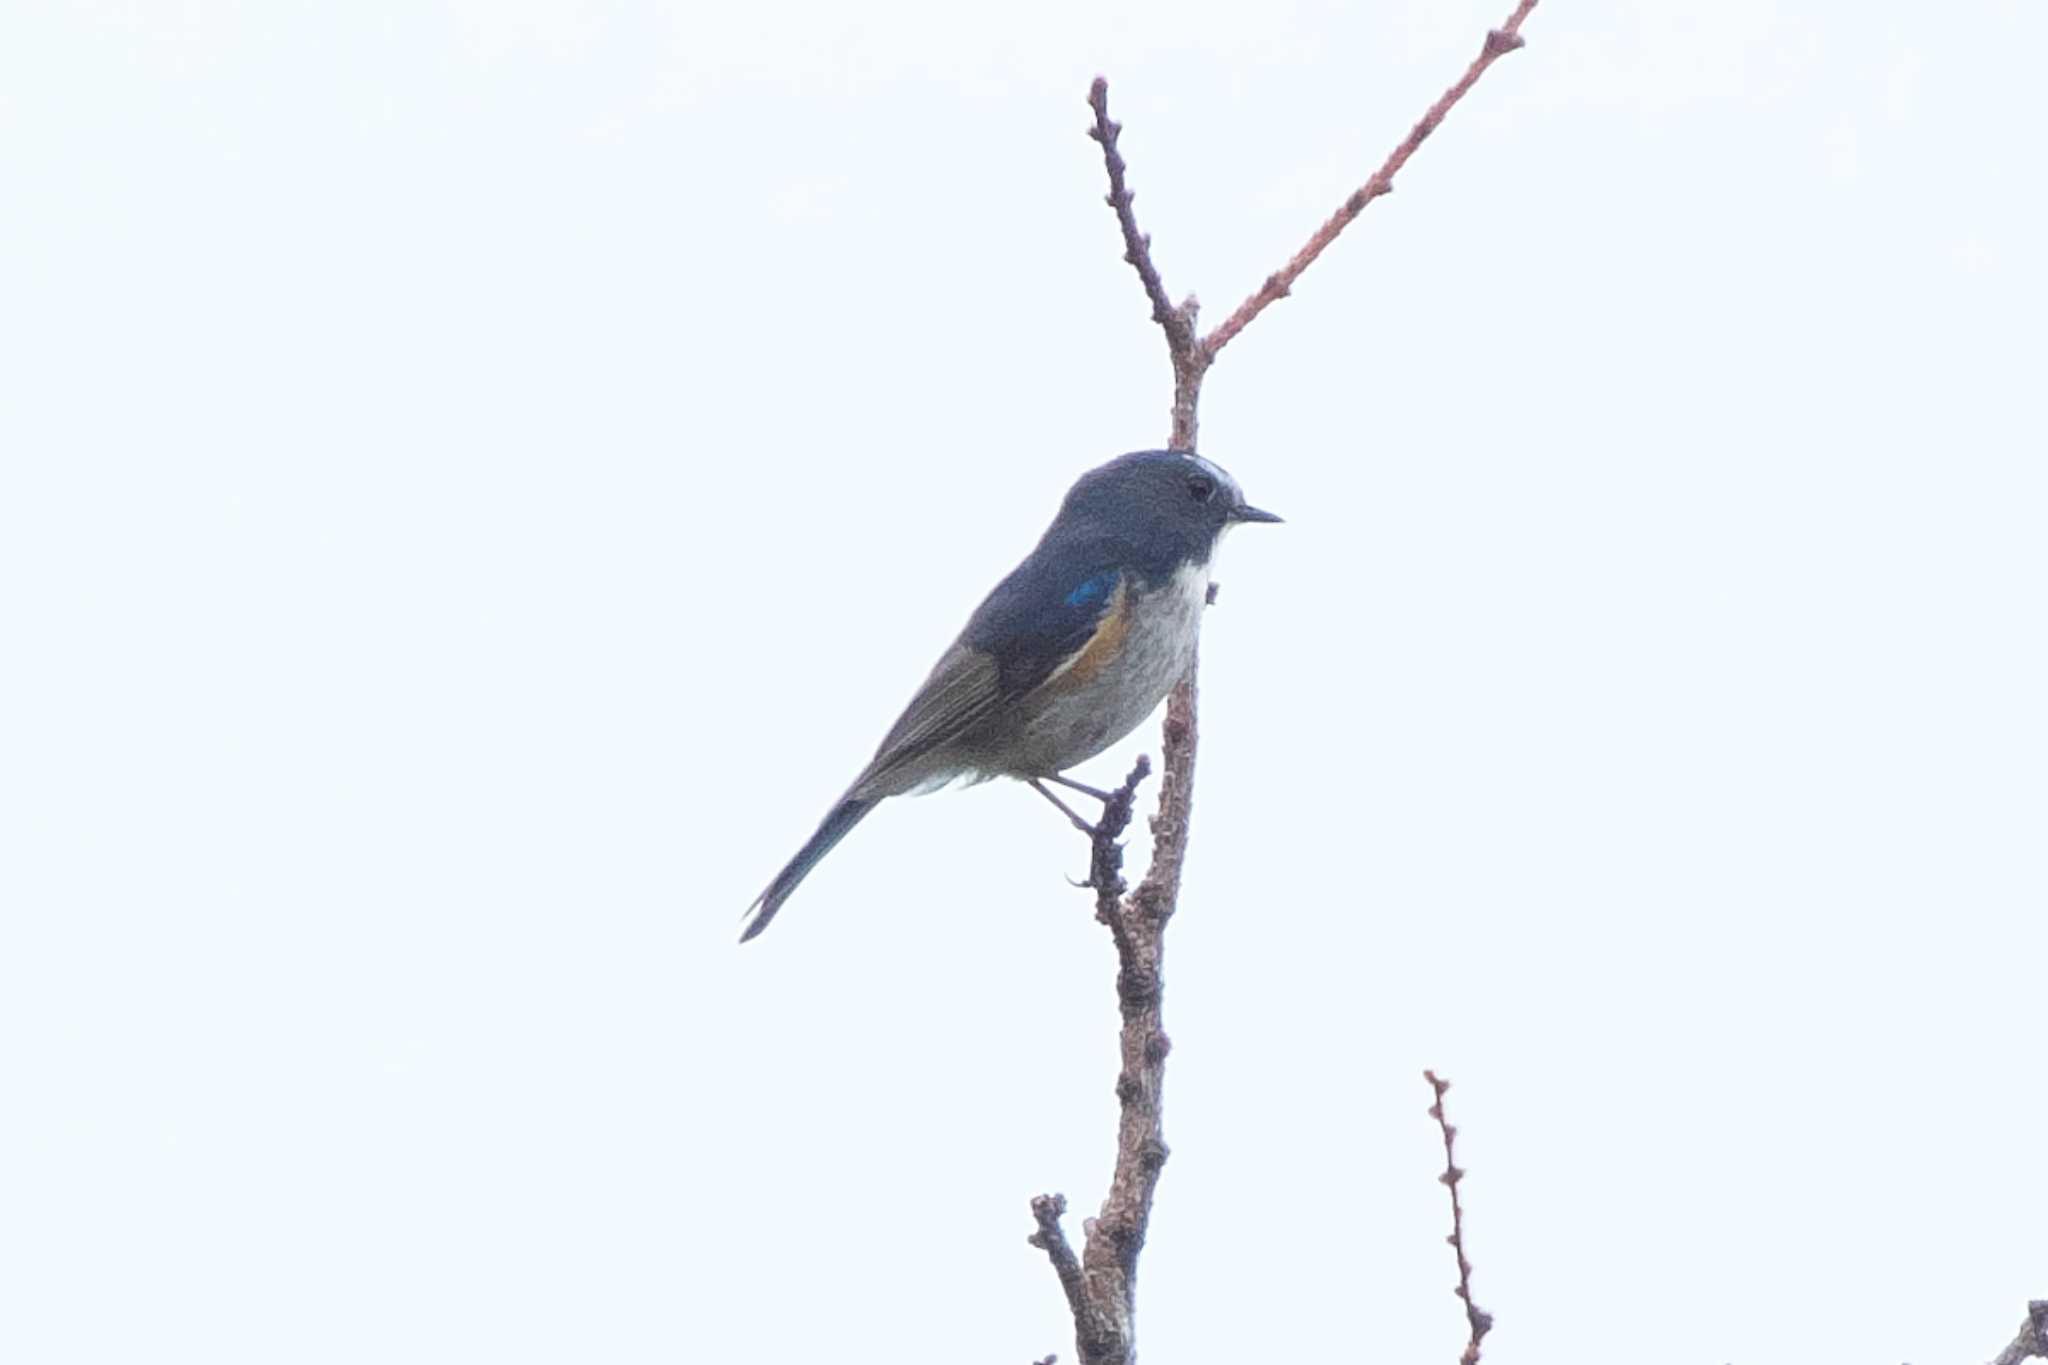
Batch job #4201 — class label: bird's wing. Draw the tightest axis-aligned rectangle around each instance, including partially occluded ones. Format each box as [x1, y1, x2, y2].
[857, 642, 1005, 790]
[966, 562, 1130, 696]
[855, 563, 1127, 790]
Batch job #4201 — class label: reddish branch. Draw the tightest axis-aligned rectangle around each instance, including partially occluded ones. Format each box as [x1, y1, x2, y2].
[1088, 0, 1539, 452]
[1032, 7, 1538, 1364]
[1425, 1071, 1493, 1365]
[1204, 0, 1540, 355]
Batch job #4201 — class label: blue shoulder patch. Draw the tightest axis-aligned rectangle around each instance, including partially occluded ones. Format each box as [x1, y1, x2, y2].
[1065, 570, 1119, 609]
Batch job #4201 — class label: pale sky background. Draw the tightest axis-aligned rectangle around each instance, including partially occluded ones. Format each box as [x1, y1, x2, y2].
[2, 1, 2043, 1362]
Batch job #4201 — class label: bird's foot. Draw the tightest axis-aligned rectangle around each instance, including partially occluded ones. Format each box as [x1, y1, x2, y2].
[1034, 759, 1151, 896]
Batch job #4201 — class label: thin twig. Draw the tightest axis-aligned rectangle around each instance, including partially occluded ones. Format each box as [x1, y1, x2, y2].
[1087, 81, 1208, 449]
[1084, 653, 1192, 1292]
[1990, 1301, 2048, 1365]
[1425, 1071, 1493, 1365]
[1026, 1195, 1087, 1323]
[1203, 0, 1539, 357]
[1086, 81, 1194, 355]
[1028, 1191, 1123, 1365]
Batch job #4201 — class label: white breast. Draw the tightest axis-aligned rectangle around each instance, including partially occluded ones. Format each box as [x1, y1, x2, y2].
[1007, 558, 1211, 775]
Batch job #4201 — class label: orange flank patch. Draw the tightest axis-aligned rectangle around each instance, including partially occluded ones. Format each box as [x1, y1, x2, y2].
[1059, 580, 1131, 685]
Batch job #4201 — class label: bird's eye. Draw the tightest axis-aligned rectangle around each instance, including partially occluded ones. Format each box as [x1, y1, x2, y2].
[1187, 474, 1216, 503]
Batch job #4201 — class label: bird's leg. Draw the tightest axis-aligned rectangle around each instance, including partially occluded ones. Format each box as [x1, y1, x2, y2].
[1030, 757, 1152, 896]
[1044, 773, 1116, 804]
[1027, 778, 1099, 836]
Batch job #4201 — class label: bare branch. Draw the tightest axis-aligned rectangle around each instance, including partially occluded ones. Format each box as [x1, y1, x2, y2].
[1025, 681, 1191, 1365]
[1087, 80, 1209, 450]
[1425, 1071, 1493, 1365]
[1045, 8, 1543, 1363]
[1063, 12, 2023, 1365]
[1086, 79, 1195, 357]
[1028, 756, 1150, 1365]
[1026, 1195, 1087, 1324]
[1991, 1301, 2048, 1365]
[1029, 1191, 1125, 1365]
[1203, 0, 1540, 357]
[1084, 661, 1193, 1299]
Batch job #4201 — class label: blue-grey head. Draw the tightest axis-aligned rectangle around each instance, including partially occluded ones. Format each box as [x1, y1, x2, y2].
[1041, 449, 1281, 586]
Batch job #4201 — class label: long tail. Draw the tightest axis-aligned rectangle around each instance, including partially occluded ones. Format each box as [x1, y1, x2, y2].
[739, 798, 876, 942]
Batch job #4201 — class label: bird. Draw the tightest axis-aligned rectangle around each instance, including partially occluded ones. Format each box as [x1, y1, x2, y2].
[739, 449, 1280, 942]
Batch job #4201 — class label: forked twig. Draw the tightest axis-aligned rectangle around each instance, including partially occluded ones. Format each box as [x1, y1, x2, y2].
[1032, 8, 1540, 1364]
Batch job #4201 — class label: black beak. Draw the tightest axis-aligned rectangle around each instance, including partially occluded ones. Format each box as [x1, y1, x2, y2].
[1231, 503, 1283, 524]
